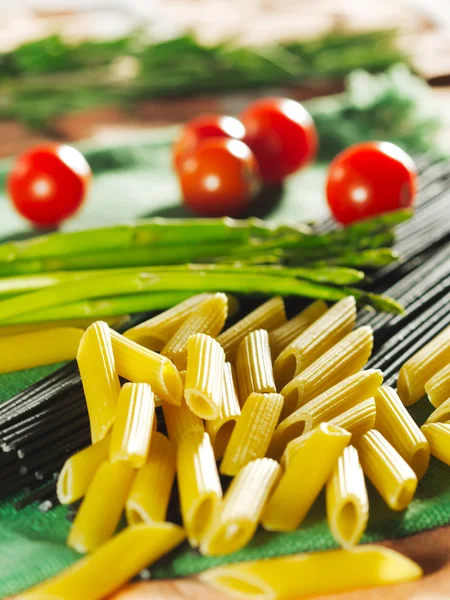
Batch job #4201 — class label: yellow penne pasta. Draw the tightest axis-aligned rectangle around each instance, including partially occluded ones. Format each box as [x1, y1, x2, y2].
[57, 436, 110, 505]
[200, 545, 422, 600]
[217, 297, 286, 362]
[220, 392, 283, 477]
[236, 329, 276, 403]
[397, 324, 450, 406]
[425, 396, 450, 424]
[201, 458, 281, 556]
[269, 300, 328, 359]
[328, 397, 377, 439]
[161, 293, 228, 370]
[177, 431, 222, 547]
[126, 432, 176, 525]
[425, 363, 450, 408]
[77, 321, 121, 443]
[326, 446, 368, 548]
[109, 383, 155, 468]
[0, 327, 84, 374]
[124, 293, 212, 350]
[67, 460, 135, 553]
[355, 429, 417, 511]
[21, 523, 185, 600]
[262, 423, 350, 532]
[274, 296, 356, 389]
[162, 396, 204, 446]
[269, 370, 383, 461]
[374, 385, 430, 478]
[206, 362, 241, 459]
[279, 326, 373, 420]
[109, 330, 183, 405]
[421, 422, 450, 465]
[184, 333, 225, 420]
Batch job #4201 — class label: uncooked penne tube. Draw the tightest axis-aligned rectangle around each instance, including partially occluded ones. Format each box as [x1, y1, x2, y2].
[269, 370, 383, 462]
[124, 293, 211, 351]
[184, 333, 225, 420]
[274, 296, 356, 389]
[425, 363, 450, 408]
[77, 321, 121, 443]
[0, 327, 84, 374]
[421, 423, 450, 465]
[221, 392, 283, 477]
[21, 523, 186, 600]
[68, 460, 135, 553]
[425, 396, 450, 424]
[397, 324, 450, 406]
[355, 429, 417, 511]
[262, 423, 350, 532]
[161, 293, 228, 370]
[201, 458, 281, 556]
[110, 330, 183, 405]
[126, 432, 176, 525]
[200, 545, 422, 600]
[217, 297, 286, 362]
[177, 431, 222, 547]
[57, 435, 110, 505]
[206, 362, 241, 459]
[162, 396, 204, 446]
[375, 386, 430, 478]
[326, 446, 368, 548]
[269, 300, 328, 359]
[328, 397, 376, 440]
[109, 383, 155, 468]
[236, 329, 276, 403]
[279, 326, 373, 420]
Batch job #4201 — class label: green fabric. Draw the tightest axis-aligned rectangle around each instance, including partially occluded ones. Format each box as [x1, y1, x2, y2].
[0, 133, 449, 597]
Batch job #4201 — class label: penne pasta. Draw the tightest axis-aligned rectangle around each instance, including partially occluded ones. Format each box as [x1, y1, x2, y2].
[421, 423, 450, 466]
[162, 396, 204, 446]
[269, 370, 383, 461]
[397, 324, 450, 406]
[425, 363, 450, 408]
[217, 297, 286, 362]
[21, 523, 186, 600]
[425, 396, 450, 424]
[161, 293, 228, 370]
[184, 333, 225, 420]
[328, 397, 376, 440]
[201, 458, 281, 556]
[109, 330, 183, 405]
[77, 321, 121, 443]
[220, 392, 283, 477]
[274, 296, 356, 389]
[200, 545, 422, 600]
[177, 431, 222, 547]
[326, 446, 368, 548]
[68, 460, 135, 553]
[206, 362, 241, 459]
[236, 329, 276, 403]
[109, 383, 155, 469]
[269, 300, 328, 359]
[374, 386, 430, 478]
[355, 429, 417, 511]
[0, 327, 84, 374]
[126, 432, 176, 525]
[57, 436, 110, 505]
[262, 423, 351, 532]
[279, 326, 373, 420]
[124, 293, 212, 351]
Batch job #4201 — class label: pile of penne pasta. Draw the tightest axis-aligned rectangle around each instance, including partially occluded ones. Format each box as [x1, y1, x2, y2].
[19, 293, 450, 600]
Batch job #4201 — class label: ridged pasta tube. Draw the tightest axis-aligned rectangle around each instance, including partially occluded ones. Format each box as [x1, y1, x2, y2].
[328, 397, 376, 440]
[425, 396, 450, 425]
[279, 326, 373, 420]
[425, 363, 450, 408]
[274, 296, 356, 389]
[421, 423, 450, 465]
[221, 392, 283, 477]
[236, 329, 276, 403]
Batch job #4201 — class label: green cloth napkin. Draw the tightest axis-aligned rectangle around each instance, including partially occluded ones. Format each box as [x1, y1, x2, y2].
[0, 133, 449, 598]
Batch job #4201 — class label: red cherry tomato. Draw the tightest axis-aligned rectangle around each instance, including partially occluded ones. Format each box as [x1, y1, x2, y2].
[326, 141, 417, 225]
[178, 138, 261, 217]
[240, 97, 318, 184]
[173, 114, 246, 171]
[7, 144, 91, 227]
